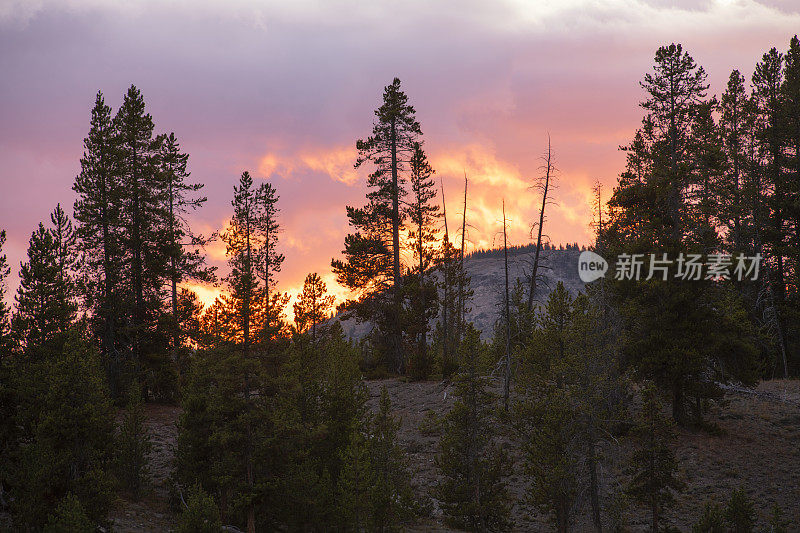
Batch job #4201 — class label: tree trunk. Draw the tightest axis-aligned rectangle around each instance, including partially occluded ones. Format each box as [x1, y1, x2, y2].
[651, 497, 659, 533]
[527, 136, 552, 313]
[264, 221, 271, 333]
[588, 424, 602, 532]
[502, 200, 511, 411]
[752, 175, 788, 378]
[418, 203, 427, 372]
[99, 152, 117, 394]
[441, 179, 450, 377]
[130, 144, 144, 381]
[557, 499, 569, 533]
[457, 174, 467, 345]
[672, 379, 685, 425]
[169, 175, 179, 359]
[390, 117, 403, 373]
[245, 374, 255, 533]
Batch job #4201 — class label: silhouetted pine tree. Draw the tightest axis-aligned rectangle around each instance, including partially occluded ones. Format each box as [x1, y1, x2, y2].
[719, 70, 758, 253]
[688, 98, 725, 251]
[175, 288, 205, 355]
[753, 48, 787, 309]
[73, 91, 125, 394]
[13, 213, 77, 354]
[0, 230, 14, 511]
[113, 85, 167, 383]
[0, 230, 12, 356]
[159, 132, 213, 356]
[220, 171, 270, 355]
[405, 143, 439, 379]
[9, 331, 116, 530]
[779, 36, 800, 375]
[255, 181, 284, 335]
[50, 204, 79, 307]
[626, 383, 684, 533]
[783, 37, 800, 293]
[332, 77, 422, 373]
[293, 273, 335, 342]
[436, 327, 511, 532]
[606, 44, 761, 424]
[216, 171, 273, 532]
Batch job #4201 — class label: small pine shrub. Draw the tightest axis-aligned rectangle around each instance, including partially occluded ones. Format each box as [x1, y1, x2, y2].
[338, 386, 417, 531]
[605, 488, 630, 533]
[692, 500, 725, 533]
[768, 503, 789, 533]
[177, 484, 222, 533]
[725, 487, 756, 533]
[435, 328, 512, 532]
[116, 380, 152, 500]
[44, 493, 94, 533]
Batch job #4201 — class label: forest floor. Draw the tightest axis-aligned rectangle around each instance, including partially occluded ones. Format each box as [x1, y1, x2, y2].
[109, 379, 800, 532]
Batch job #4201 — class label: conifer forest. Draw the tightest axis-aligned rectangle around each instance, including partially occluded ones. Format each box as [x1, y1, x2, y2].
[2, 2, 800, 532]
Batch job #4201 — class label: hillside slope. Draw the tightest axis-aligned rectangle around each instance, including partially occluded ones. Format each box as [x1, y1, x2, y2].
[108, 379, 800, 531]
[338, 246, 585, 341]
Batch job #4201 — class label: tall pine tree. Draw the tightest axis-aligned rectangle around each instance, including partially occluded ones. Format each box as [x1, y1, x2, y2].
[753, 47, 791, 377]
[0, 230, 12, 356]
[333, 77, 422, 373]
[405, 143, 439, 379]
[719, 70, 758, 253]
[606, 44, 760, 423]
[255, 181, 285, 337]
[13, 211, 77, 354]
[220, 171, 284, 354]
[114, 85, 167, 385]
[159, 132, 213, 355]
[73, 92, 124, 391]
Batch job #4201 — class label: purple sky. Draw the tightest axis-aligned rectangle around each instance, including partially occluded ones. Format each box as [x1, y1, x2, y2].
[2, 0, 799, 310]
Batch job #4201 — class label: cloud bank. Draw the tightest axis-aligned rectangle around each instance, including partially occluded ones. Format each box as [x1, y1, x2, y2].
[1, 0, 798, 311]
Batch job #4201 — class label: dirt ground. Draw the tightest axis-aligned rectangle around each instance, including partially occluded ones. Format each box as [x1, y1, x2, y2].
[108, 379, 800, 532]
[110, 404, 178, 532]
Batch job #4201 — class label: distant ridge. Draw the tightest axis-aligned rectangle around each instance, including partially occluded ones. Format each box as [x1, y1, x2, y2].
[465, 241, 587, 261]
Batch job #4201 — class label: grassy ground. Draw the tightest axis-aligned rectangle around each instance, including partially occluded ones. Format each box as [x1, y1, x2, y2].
[109, 379, 800, 532]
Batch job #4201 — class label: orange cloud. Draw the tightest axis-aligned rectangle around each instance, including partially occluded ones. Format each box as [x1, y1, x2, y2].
[428, 143, 596, 253]
[183, 271, 350, 326]
[202, 140, 599, 326]
[258, 145, 359, 185]
[182, 282, 224, 311]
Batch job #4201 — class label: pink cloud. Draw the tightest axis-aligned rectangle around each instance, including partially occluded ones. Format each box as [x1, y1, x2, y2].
[2, 0, 799, 311]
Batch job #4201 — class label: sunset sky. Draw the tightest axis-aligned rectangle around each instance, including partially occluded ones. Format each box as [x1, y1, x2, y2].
[2, 0, 799, 313]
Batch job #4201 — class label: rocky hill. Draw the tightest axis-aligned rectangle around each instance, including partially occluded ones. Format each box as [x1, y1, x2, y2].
[338, 246, 586, 341]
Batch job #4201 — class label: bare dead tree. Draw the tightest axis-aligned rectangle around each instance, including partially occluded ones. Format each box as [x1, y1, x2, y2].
[502, 200, 512, 411]
[457, 172, 468, 344]
[440, 177, 451, 372]
[526, 135, 557, 313]
[591, 180, 604, 247]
